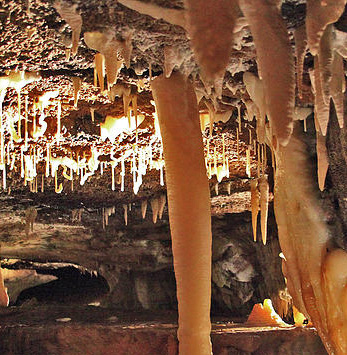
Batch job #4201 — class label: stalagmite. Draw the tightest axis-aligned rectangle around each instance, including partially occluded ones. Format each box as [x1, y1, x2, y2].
[94, 53, 105, 92]
[250, 179, 259, 242]
[293, 306, 310, 327]
[246, 299, 289, 327]
[306, 0, 346, 56]
[294, 25, 307, 99]
[152, 73, 212, 355]
[141, 200, 147, 219]
[184, 0, 239, 83]
[258, 175, 269, 245]
[316, 131, 329, 192]
[239, 0, 295, 146]
[150, 197, 159, 224]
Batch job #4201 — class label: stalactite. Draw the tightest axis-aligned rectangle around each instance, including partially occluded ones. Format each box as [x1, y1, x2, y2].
[250, 179, 259, 242]
[158, 194, 166, 220]
[54, 172, 63, 194]
[306, 0, 346, 56]
[257, 143, 260, 177]
[118, 30, 133, 69]
[312, 56, 330, 135]
[239, 0, 295, 146]
[237, 105, 241, 132]
[72, 77, 82, 108]
[294, 25, 307, 99]
[54, 1, 82, 56]
[56, 100, 61, 142]
[141, 200, 147, 219]
[258, 175, 269, 245]
[150, 197, 159, 224]
[330, 51, 345, 129]
[84, 31, 124, 88]
[121, 158, 125, 192]
[243, 72, 266, 143]
[236, 128, 239, 161]
[164, 46, 184, 78]
[152, 73, 212, 355]
[122, 204, 128, 225]
[184, 0, 239, 84]
[246, 145, 251, 178]
[94, 53, 105, 92]
[274, 128, 334, 354]
[318, 25, 334, 105]
[316, 130, 329, 191]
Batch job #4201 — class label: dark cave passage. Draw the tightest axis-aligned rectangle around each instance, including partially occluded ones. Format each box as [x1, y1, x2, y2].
[2, 260, 109, 306]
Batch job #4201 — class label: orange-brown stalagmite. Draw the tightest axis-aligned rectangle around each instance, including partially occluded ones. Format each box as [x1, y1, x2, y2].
[239, 0, 295, 146]
[152, 72, 212, 355]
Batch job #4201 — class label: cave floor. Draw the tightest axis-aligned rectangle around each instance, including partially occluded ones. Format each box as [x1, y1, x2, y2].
[0, 306, 328, 355]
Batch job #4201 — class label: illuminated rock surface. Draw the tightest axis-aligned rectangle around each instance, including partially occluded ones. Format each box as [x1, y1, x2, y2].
[0, 0, 346, 354]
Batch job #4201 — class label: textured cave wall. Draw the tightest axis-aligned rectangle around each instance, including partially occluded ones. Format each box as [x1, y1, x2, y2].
[326, 96, 347, 250]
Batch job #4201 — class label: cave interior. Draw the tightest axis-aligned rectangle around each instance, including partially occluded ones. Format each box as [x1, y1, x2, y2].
[0, 0, 346, 354]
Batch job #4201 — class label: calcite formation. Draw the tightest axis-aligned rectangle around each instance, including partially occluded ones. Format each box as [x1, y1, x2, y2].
[0, 1, 346, 355]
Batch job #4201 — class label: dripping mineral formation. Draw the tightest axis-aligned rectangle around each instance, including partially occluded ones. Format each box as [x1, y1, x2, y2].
[0, 1, 346, 355]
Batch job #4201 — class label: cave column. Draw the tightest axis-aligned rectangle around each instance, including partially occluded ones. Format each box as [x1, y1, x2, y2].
[152, 72, 212, 355]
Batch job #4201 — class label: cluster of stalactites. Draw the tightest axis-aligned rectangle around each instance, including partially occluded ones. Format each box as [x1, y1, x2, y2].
[298, 21, 346, 191]
[84, 30, 133, 91]
[250, 175, 269, 245]
[99, 194, 166, 228]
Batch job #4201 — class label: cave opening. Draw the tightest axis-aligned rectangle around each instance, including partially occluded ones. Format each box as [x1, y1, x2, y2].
[1, 259, 109, 307]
